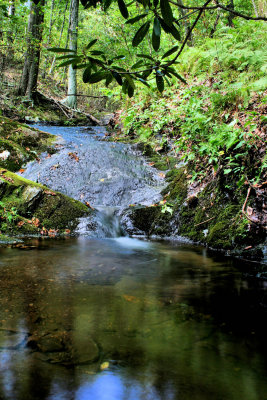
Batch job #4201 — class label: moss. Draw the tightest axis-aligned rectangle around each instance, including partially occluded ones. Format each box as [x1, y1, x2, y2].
[0, 116, 56, 172]
[128, 206, 161, 234]
[162, 167, 188, 203]
[0, 168, 90, 235]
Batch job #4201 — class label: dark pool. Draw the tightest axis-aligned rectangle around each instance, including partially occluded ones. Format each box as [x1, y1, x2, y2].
[0, 237, 266, 400]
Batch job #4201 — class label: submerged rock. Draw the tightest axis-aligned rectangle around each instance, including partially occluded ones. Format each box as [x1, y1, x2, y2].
[28, 330, 100, 366]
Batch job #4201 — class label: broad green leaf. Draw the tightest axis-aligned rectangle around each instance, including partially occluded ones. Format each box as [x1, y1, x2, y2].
[83, 66, 92, 83]
[169, 70, 186, 84]
[142, 69, 152, 79]
[48, 47, 75, 53]
[112, 71, 123, 85]
[162, 45, 179, 58]
[153, 17, 161, 36]
[131, 60, 144, 69]
[125, 74, 135, 89]
[160, 0, 173, 27]
[73, 63, 88, 70]
[156, 74, 164, 92]
[152, 30, 160, 51]
[169, 24, 181, 41]
[137, 53, 154, 61]
[152, 17, 161, 51]
[57, 59, 79, 67]
[118, 0, 129, 19]
[113, 55, 126, 60]
[103, 0, 112, 11]
[87, 71, 107, 83]
[122, 79, 129, 94]
[128, 85, 134, 97]
[132, 21, 150, 47]
[90, 50, 104, 55]
[126, 13, 147, 24]
[86, 39, 97, 50]
[158, 18, 180, 40]
[105, 73, 113, 87]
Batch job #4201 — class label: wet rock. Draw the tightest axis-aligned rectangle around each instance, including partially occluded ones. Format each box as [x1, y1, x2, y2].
[0, 329, 27, 349]
[120, 206, 160, 236]
[29, 330, 99, 366]
[38, 333, 65, 353]
[22, 186, 43, 210]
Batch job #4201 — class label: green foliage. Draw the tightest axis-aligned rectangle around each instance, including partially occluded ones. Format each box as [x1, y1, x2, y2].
[0, 201, 18, 224]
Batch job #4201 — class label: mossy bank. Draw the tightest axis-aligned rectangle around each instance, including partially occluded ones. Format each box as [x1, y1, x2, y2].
[121, 152, 266, 263]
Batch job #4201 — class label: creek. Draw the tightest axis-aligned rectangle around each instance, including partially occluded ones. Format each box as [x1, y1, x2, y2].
[0, 126, 266, 400]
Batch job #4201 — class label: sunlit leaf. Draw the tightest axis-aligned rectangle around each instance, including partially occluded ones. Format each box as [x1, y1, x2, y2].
[132, 21, 150, 47]
[160, 0, 173, 27]
[86, 39, 97, 50]
[156, 74, 164, 92]
[126, 13, 147, 24]
[118, 0, 129, 19]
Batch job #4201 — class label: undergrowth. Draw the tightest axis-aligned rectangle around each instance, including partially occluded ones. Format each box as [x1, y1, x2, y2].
[120, 22, 267, 187]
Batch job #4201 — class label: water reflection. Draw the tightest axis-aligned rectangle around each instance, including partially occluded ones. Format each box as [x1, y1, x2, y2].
[0, 238, 266, 399]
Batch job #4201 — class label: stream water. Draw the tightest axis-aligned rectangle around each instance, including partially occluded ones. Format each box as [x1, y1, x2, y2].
[0, 126, 267, 400]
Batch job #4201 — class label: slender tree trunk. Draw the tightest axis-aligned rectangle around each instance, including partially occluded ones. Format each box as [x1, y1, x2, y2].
[176, 0, 193, 45]
[210, 12, 221, 37]
[227, 0, 235, 26]
[251, 0, 259, 16]
[42, 0, 55, 78]
[49, 0, 69, 75]
[18, 0, 45, 99]
[63, 0, 78, 109]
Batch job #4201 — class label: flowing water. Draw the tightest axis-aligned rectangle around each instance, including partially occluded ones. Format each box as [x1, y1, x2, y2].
[0, 126, 267, 400]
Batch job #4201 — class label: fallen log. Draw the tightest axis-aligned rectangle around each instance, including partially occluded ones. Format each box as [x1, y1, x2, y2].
[37, 91, 101, 125]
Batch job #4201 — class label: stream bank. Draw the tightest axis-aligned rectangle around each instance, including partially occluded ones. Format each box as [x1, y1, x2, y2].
[120, 150, 266, 263]
[0, 118, 266, 264]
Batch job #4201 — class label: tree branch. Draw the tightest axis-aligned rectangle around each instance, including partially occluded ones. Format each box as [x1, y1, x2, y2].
[168, 0, 214, 66]
[169, 0, 267, 21]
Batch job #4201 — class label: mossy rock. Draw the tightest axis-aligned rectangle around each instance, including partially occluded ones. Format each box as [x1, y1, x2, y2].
[0, 116, 55, 171]
[0, 169, 91, 236]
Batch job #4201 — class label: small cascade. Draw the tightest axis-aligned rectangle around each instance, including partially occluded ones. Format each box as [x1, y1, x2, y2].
[75, 206, 124, 238]
[21, 125, 166, 238]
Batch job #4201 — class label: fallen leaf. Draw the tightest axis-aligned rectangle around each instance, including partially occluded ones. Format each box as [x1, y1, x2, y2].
[100, 362, 109, 370]
[68, 152, 79, 162]
[44, 190, 56, 196]
[247, 206, 253, 216]
[100, 178, 105, 182]
[17, 221, 25, 227]
[85, 201, 94, 210]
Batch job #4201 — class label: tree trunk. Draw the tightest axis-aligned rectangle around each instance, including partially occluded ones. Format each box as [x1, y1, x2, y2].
[176, 0, 193, 46]
[210, 12, 221, 37]
[49, 0, 69, 75]
[251, 0, 259, 17]
[63, 0, 78, 109]
[18, 0, 45, 99]
[227, 0, 235, 27]
[42, 0, 56, 79]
